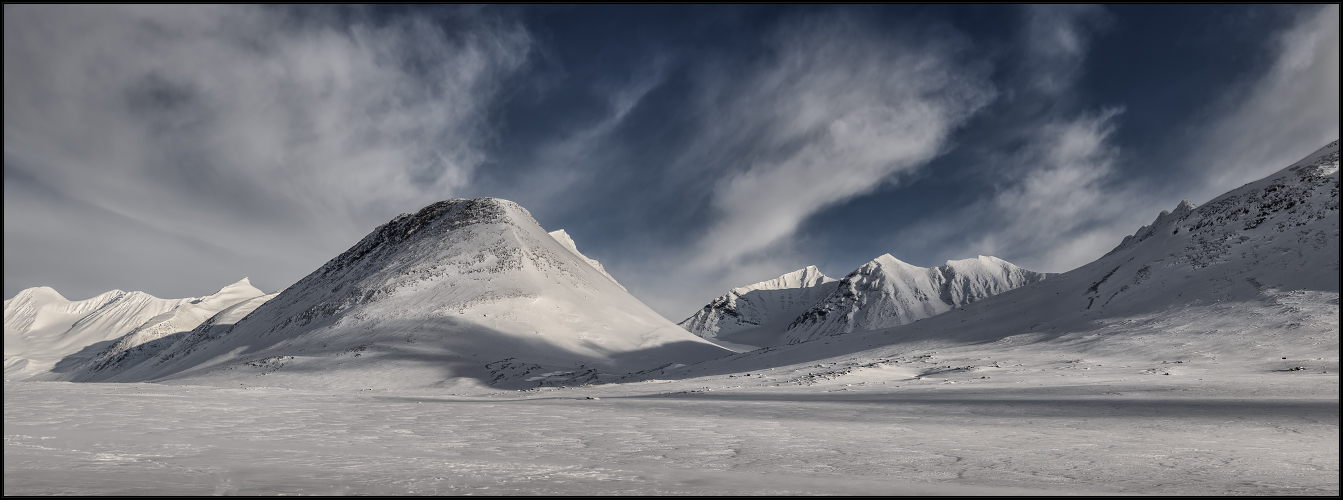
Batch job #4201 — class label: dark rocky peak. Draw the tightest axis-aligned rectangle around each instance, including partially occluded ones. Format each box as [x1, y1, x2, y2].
[315, 198, 534, 280]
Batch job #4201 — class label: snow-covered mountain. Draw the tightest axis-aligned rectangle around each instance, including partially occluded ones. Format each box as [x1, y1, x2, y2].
[785, 255, 1050, 343]
[69, 198, 729, 388]
[662, 140, 1339, 383]
[776, 135, 1336, 350]
[66, 292, 278, 382]
[67, 280, 269, 377]
[679, 266, 839, 349]
[4, 279, 263, 379]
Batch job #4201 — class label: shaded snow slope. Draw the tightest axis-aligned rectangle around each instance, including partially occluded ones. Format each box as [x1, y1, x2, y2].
[549, 229, 625, 290]
[56, 280, 266, 379]
[73, 198, 729, 389]
[679, 266, 839, 349]
[784, 255, 1050, 343]
[5, 280, 260, 379]
[62, 292, 278, 383]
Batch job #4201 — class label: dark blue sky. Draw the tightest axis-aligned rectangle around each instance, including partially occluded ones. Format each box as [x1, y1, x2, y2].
[4, 5, 1338, 318]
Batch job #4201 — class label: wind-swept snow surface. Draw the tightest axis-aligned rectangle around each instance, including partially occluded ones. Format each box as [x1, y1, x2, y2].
[67, 198, 728, 389]
[4, 279, 263, 379]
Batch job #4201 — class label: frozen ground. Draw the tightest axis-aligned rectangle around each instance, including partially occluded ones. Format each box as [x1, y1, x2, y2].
[6, 350, 1337, 496]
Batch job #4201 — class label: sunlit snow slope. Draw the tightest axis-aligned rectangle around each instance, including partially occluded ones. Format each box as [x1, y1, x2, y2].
[4, 279, 263, 379]
[549, 229, 625, 291]
[70, 198, 729, 389]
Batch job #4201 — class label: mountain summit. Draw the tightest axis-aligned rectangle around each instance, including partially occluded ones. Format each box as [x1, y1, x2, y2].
[679, 266, 840, 349]
[70, 198, 728, 388]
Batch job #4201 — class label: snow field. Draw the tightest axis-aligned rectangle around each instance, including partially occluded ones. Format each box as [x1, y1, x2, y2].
[5, 364, 1336, 496]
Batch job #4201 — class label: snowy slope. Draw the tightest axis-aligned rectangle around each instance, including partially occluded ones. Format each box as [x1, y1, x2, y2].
[5, 289, 187, 378]
[73, 198, 730, 389]
[67, 292, 278, 382]
[678, 266, 839, 349]
[64, 279, 266, 377]
[784, 255, 1049, 343]
[4, 287, 125, 377]
[5, 279, 264, 380]
[549, 229, 625, 290]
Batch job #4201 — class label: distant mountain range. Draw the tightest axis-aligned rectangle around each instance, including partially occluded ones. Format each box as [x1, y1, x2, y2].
[680, 255, 1051, 349]
[5, 140, 1338, 390]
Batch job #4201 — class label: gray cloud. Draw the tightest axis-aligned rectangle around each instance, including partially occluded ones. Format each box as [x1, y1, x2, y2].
[6, 5, 1333, 324]
[615, 13, 996, 318]
[1185, 4, 1339, 203]
[894, 111, 1154, 273]
[1021, 5, 1110, 94]
[4, 5, 531, 298]
[882, 6, 1144, 273]
[689, 14, 994, 269]
[889, 5, 1338, 276]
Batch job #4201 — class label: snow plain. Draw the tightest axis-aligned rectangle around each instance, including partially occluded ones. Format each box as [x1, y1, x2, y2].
[4, 142, 1339, 495]
[5, 358, 1337, 495]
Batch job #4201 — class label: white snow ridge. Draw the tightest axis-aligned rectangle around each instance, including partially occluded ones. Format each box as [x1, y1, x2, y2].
[4, 279, 264, 379]
[680, 256, 1048, 349]
[785, 255, 1050, 343]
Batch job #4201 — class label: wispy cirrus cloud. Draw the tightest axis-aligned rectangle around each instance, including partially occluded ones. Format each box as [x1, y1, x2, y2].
[897, 111, 1151, 273]
[688, 13, 995, 270]
[4, 5, 531, 297]
[885, 6, 1144, 273]
[891, 5, 1337, 276]
[605, 12, 997, 318]
[1185, 4, 1339, 203]
[1019, 5, 1110, 95]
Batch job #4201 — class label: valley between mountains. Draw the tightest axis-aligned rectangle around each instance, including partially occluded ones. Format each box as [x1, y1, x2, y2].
[5, 141, 1338, 495]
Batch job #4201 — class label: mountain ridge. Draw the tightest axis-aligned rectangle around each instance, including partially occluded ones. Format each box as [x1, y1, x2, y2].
[57, 197, 729, 388]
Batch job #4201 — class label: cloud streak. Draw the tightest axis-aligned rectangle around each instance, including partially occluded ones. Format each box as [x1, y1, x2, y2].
[885, 6, 1145, 273]
[689, 14, 994, 270]
[1186, 4, 1339, 203]
[4, 5, 531, 297]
